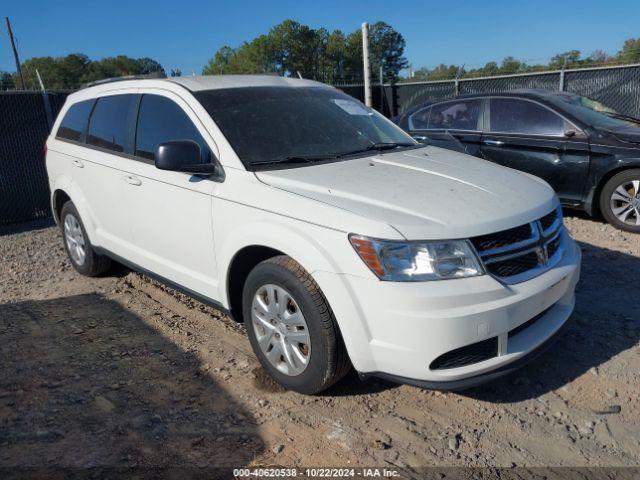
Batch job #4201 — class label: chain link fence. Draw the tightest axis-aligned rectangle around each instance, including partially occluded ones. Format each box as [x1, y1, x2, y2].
[336, 63, 640, 118]
[0, 91, 69, 226]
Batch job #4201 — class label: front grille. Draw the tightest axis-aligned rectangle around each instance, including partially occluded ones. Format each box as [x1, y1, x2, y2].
[472, 207, 564, 284]
[430, 337, 498, 370]
[547, 234, 561, 258]
[486, 251, 539, 277]
[472, 224, 533, 252]
[539, 209, 559, 231]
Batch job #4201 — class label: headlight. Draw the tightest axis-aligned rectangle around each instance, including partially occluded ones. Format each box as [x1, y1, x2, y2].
[349, 234, 484, 281]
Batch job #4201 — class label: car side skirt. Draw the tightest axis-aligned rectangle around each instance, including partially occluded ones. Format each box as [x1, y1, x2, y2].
[93, 246, 232, 318]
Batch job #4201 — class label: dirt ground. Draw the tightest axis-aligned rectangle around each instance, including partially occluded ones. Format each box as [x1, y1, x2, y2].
[0, 212, 639, 476]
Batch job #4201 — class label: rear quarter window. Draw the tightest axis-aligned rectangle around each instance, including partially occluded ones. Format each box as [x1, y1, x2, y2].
[408, 106, 431, 130]
[56, 99, 95, 142]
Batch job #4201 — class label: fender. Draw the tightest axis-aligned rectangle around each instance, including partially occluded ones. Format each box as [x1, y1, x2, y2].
[217, 217, 346, 304]
[584, 157, 640, 215]
[216, 216, 376, 371]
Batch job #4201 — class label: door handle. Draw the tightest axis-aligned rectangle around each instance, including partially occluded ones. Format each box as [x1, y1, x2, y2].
[125, 175, 142, 186]
[483, 139, 505, 147]
[72, 159, 84, 168]
[412, 135, 428, 142]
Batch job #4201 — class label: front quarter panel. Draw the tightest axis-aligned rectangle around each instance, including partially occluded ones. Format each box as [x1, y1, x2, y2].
[212, 168, 398, 369]
[212, 170, 383, 297]
[584, 130, 640, 213]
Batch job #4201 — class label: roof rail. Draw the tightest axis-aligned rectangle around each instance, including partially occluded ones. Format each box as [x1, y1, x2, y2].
[80, 71, 167, 89]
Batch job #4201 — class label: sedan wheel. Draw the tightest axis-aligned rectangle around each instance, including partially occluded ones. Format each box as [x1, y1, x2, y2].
[251, 284, 311, 376]
[610, 179, 640, 227]
[600, 169, 640, 233]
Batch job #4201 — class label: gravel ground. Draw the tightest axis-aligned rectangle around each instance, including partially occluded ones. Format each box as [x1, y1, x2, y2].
[0, 213, 638, 475]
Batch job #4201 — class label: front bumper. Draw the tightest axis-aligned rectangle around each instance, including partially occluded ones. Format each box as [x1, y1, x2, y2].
[360, 313, 573, 391]
[315, 231, 581, 388]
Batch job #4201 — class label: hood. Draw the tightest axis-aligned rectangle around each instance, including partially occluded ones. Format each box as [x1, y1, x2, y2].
[255, 146, 557, 240]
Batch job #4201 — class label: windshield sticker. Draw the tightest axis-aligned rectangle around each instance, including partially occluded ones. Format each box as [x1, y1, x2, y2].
[332, 99, 372, 115]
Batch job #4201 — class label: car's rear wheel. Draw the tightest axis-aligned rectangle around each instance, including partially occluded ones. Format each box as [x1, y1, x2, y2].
[242, 255, 350, 394]
[600, 169, 640, 233]
[60, 201, 111, 276]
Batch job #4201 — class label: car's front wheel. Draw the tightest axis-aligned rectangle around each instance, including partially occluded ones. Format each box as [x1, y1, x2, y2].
[242, 256, 350, 394]
[60, 201, 112, 276]
[600, 169, 640, 233]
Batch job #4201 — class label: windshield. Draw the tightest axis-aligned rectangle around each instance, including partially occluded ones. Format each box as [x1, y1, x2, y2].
[194, 86, 416, 168]
[549, 93, 638, 130]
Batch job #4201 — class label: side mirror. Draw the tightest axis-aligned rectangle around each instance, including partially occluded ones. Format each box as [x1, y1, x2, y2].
[564, 129, 577, 138]
[155, 140, 219, 176]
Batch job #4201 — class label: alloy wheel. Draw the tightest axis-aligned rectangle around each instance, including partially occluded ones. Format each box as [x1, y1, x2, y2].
[251, 284, 311, 376]
[64, 213, 86, 265]
[610, 179, 640, 226]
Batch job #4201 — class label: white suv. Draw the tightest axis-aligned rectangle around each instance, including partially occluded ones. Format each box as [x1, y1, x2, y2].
[46, 75, 581, 393]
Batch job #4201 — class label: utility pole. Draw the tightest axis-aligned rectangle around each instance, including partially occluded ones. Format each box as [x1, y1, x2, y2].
[35, 69, 45, 91]
[5, 17, 25, 90]
[379, 64, 384, 112]
[559, 56, 567, 92]
[361, 22, 372, 107]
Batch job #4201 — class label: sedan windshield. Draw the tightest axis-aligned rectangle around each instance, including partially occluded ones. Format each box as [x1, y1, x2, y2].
[194, 86, 416, 169]
[549, 93, 639, 130]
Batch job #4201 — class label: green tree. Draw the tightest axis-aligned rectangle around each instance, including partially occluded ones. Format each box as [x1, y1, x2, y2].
[428, 64, 461, 80]
[14, 53, 164, 89]
[617, 38, 640, 63]
[469, 61, 500, 77]
[0, 71, 15, 89]
[588, 49, 612, 64]
[409, 67, 431, 82]
[549, 50, 582, 69]
[402, 36, 640, 82]
[137, 57, 165, 75]
[202, 45, 237, 74]
[500, 56, 524, 74]
[18, 56, 61, 89]
[369, 21, 408, 81]
[324, 30, 347, 81]
[202, 20, 408, 83]
[343, 29, 363, 80]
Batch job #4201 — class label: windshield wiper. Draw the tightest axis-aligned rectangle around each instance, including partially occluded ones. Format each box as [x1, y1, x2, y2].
[336, 142, 417, 158]
[251, 154, 337, 167]
[602, 111, 640, 124]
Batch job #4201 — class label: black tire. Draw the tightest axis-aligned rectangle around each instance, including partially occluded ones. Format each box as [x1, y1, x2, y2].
[599, 169, 640, 233]
[60, 201, 111, 276]
[242, 255, 351, 394]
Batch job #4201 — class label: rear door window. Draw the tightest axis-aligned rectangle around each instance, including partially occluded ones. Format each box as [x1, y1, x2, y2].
[489, 98, 565, 136]
[87, 95, 136, 153]
[135, 94, 209, 162]
[427, 100, 482, 130]
[57, 99, 95, 142]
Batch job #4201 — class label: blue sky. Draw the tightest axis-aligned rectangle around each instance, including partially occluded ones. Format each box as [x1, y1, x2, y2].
[2, 0, 639, 75]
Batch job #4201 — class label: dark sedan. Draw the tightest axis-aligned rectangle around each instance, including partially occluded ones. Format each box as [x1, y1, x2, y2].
[393, 89, 640, 232]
